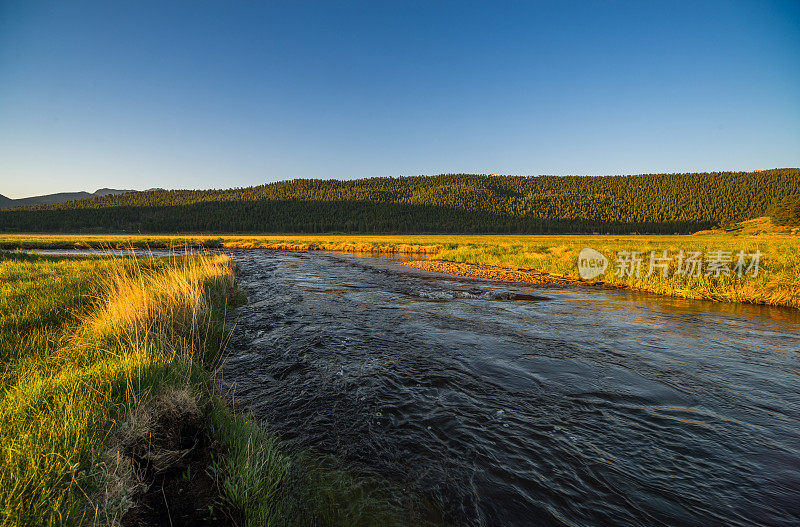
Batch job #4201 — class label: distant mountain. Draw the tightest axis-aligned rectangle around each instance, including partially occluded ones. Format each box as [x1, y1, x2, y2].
[0, 188, 133, 209]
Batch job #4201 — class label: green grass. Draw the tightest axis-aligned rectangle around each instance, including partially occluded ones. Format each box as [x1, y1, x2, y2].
[0, 251, 433, 526]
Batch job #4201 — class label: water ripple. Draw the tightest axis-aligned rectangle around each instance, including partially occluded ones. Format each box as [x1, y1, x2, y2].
[220, 250, 800, 526]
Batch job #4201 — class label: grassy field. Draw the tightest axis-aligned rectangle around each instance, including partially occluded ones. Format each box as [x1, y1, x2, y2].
[2, 224, 799, 308]
[0, 251, 434, 526]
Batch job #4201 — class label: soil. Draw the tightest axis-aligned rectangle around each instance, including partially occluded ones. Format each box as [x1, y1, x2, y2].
[120, 405, 241, 526]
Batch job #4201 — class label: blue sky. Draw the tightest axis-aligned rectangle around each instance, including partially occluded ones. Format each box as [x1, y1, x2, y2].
[1, 1, 798, 198]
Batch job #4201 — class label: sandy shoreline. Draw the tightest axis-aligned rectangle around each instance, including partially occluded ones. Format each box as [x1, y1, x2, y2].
[403, 259, 593, 286]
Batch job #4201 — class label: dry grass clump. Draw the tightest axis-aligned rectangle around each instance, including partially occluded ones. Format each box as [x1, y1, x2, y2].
[112, 386, 202, 475]
[93, 447, 146, 527]
[95, 386, 205, 526]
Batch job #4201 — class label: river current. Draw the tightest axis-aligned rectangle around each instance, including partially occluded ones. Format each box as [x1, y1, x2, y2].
[220, 250, 800, 526]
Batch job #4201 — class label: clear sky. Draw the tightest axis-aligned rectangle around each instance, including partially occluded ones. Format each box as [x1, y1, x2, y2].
[1, 1, 798, 198]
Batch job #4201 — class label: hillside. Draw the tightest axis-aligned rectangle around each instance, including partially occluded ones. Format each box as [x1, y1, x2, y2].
[1, 170, 798, 234]
[0, 188, 132, 210]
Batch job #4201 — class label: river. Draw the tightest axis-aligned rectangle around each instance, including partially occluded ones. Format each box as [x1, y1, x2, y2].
[220, 250, 800, 526]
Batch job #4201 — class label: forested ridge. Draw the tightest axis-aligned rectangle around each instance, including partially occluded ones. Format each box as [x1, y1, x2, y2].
[2, 170, 798, 234]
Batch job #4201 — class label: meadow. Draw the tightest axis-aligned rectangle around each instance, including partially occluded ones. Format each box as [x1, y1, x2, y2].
[0, 251, 431, 526]
[2, 223, 799, 308]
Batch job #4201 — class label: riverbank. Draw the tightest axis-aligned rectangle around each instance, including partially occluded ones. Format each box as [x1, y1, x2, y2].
[404, 258, 800, 307]
[423, 237, 800, 308]
[0, 251, 428, 526]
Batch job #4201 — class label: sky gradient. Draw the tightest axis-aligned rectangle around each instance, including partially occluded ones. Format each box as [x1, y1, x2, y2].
[1, 0, 799, 198]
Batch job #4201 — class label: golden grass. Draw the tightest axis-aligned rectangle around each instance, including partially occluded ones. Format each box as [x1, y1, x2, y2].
[85, 253, 236, 354]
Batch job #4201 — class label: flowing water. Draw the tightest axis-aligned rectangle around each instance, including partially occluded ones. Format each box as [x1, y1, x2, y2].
[221, 250, 800, 526]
